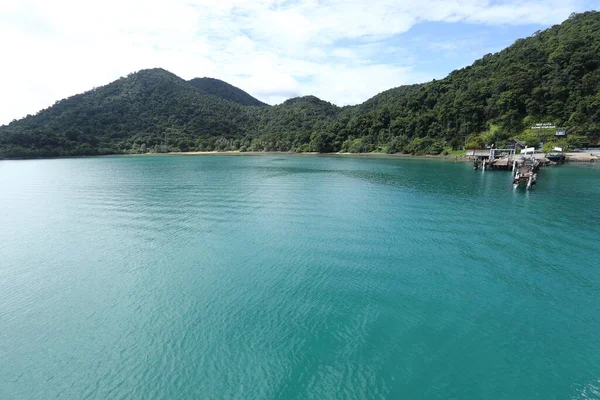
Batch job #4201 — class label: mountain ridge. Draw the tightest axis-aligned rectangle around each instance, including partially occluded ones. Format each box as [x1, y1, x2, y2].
[187, 77, 268, 107]
[1, 11, 599, 158]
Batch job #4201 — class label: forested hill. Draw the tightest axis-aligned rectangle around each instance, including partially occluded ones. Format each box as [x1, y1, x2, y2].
[1, 11, 599, 159]
[187, 77, 267, 107]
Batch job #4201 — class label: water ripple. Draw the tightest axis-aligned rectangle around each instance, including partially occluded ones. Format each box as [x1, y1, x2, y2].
[0, 156, 599, 399]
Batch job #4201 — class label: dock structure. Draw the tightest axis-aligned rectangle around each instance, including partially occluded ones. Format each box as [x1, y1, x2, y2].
[467, 148, 516, 171]
[467, 147, 551, 190]
[513, 157, 539, 189]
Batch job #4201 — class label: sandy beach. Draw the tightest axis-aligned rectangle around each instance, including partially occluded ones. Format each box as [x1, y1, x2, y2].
[565, 152, 600, 162]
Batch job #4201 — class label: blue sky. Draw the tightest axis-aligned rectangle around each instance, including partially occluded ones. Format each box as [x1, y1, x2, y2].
[395, 22, 543, 78]
[0, 0, 597, 125]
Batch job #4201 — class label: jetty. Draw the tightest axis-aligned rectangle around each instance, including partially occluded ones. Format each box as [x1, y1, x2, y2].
[468, 148, 518, 171]
[512, 157, 539, 189]
[466, 144, 599, 190]
[467, 147, 550, 190]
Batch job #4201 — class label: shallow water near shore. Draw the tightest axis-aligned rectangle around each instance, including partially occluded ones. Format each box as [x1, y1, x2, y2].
[1, 155, 599, 399]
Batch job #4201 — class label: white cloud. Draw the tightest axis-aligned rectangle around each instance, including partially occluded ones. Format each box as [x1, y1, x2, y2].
[0, 0, 593, 124]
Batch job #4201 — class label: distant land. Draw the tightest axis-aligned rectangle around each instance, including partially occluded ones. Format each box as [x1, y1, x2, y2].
[1, 11, 599, 159]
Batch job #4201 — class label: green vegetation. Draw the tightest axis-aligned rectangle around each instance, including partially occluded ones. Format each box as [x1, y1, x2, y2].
[1, 11, 600, 159]
[187, 77, 267, 107]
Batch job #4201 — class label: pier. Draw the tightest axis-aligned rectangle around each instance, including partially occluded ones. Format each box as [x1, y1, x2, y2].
[468, 148, 518, 171]
[512, 157, 539, 189]
[467, 147, 552, 190]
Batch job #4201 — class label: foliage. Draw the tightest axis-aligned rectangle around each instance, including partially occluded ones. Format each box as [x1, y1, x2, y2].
[187, 77, 267, 107]
[1, 12, 600, 159]
[341, 138, 371, 153]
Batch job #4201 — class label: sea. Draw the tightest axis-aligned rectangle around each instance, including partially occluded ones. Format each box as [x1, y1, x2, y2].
[1, 154, 599, 399]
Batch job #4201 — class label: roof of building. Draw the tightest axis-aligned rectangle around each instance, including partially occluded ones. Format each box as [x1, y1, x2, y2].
[508, 139, 527, 146]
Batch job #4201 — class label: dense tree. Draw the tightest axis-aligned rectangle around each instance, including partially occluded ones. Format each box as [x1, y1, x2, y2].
[187, 77, 268, 107]
[1, 11, 600, 159]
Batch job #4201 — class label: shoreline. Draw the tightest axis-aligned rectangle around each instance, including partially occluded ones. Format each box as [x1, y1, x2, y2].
[137, 150, 600, 163]
[1, 150, 598, 163]
[146, 150, 473, 161]
[1, 151, 467, 161]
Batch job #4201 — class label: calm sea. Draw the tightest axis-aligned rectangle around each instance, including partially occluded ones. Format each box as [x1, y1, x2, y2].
[1, 155, 599, 399]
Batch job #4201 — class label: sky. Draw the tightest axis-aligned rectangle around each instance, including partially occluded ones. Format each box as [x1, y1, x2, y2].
[0, 0, 597, 125]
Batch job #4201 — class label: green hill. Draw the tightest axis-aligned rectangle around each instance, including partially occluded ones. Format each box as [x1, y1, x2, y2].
[0, 68, 258, 157]
[358, 11, 600, 153]
[1, 11, 599, 158]
[187, 77, 267, 107]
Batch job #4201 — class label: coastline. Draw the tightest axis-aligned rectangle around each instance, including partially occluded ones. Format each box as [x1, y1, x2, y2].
[0, 151, 466, 161]
[142, 150, 600, 163]
[148, 150, 472, 162]
[1, 150, 598, 163]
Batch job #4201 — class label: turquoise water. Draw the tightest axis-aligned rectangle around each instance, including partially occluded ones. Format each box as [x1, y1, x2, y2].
[0, 155, 599, 399]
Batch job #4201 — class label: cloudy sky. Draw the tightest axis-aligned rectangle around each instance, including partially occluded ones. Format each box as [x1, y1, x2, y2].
[0, 0, 596, 125]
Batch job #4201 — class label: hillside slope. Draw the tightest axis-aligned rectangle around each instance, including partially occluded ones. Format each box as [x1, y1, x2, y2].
[329, 11, 600, 154]
[0, 69, 258, 157]
[1, 11, 599, 158]
[188, 77, 267, 107]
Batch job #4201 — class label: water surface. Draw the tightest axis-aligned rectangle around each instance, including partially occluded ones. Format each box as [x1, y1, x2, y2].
[1, 155, 599, 399]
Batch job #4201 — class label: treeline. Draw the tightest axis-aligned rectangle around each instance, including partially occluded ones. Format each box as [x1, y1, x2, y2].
[1, 11, 599, 159]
